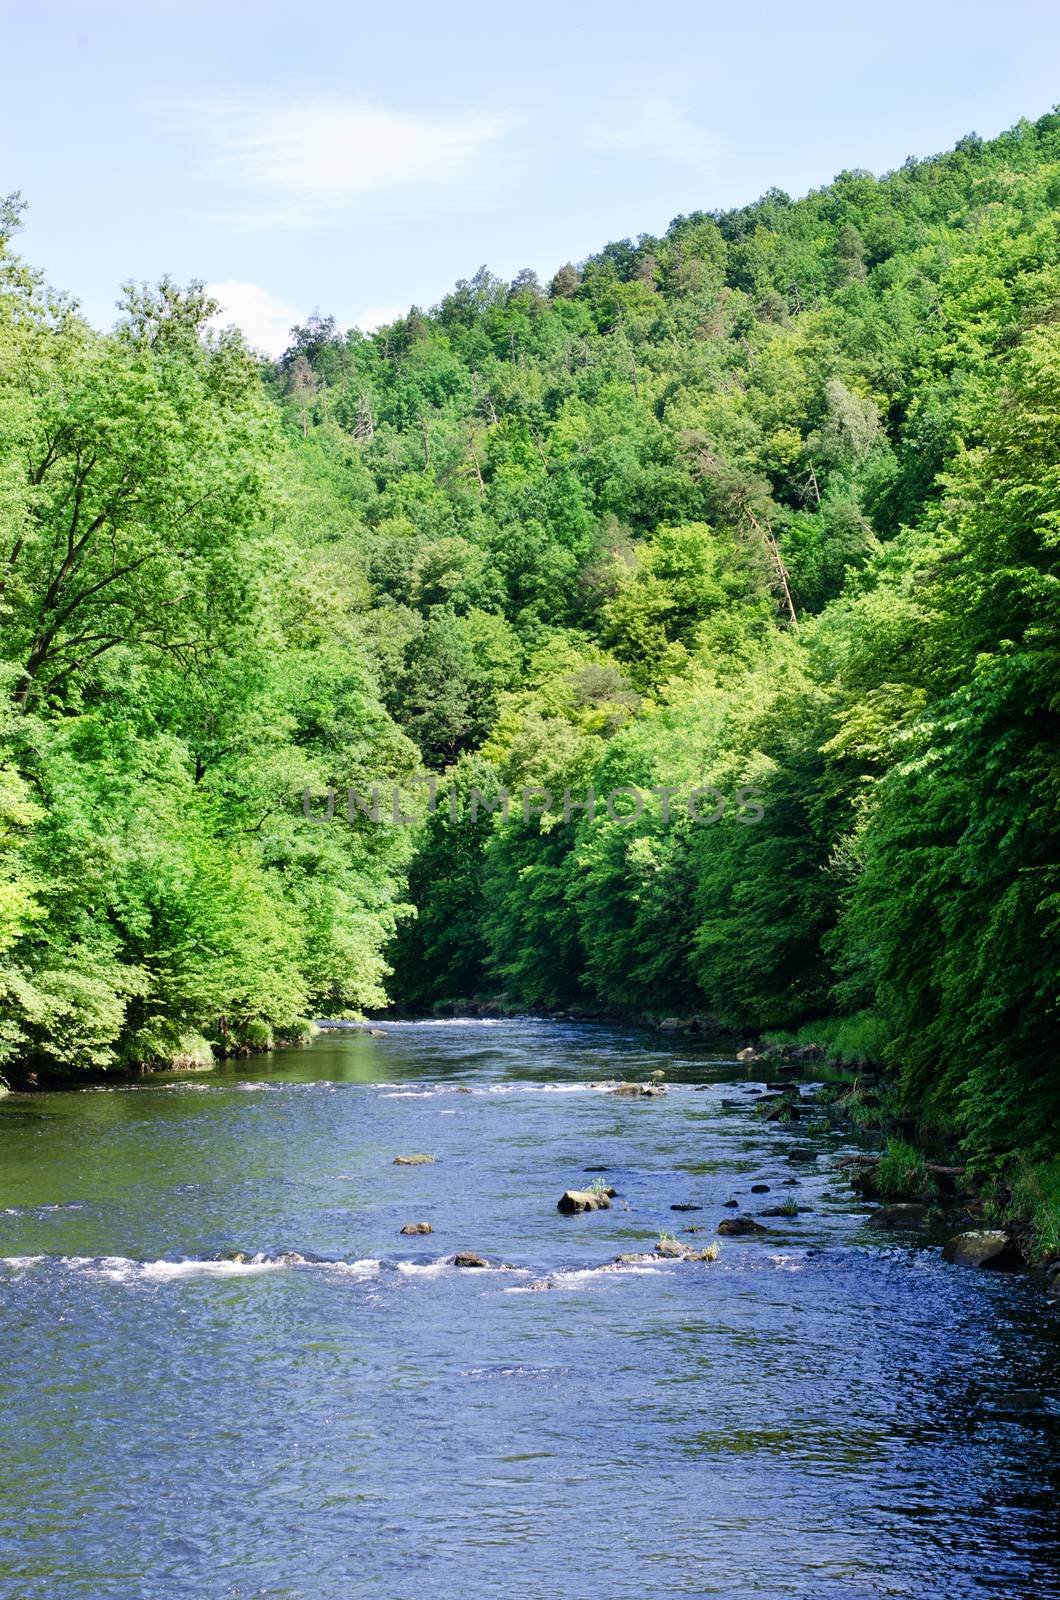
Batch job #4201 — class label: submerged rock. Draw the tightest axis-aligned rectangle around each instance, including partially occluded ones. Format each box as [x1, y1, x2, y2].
[942, 1230, 1023, 1270]
[723, 1198, 739, 1208]
[868, 1203, 931, 1230]
[995, 1389, 1046, 1412]
[718, 1215, 769, 1236]
[400, 1222, 433, 1235]
[393, 1154, 436, 1166]
[670, 1203, 701, 1212]
[557, 1189, 612, 1214]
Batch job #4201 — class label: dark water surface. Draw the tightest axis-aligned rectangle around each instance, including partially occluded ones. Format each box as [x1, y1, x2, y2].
[1, 1020, 1058, 1600]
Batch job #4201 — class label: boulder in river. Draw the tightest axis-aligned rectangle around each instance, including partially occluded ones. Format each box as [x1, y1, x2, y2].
[751, 1183, 770, 1194]
[718, 1215, 769, 1235]
[723, 1198, 739, 1208]
[452, 1251, 490, 1268]
[868, 1203, 931, 1230]
[942, 1230, 1023, 1270]
[393, 1154, 435, 1165]
[671, 1203, 701, 1212]
[786, 1147, 817, 1164]
[557, 1189, 612, 1214]
[651, 1238, 721, 1262]
[400, 1222, 433, 1235]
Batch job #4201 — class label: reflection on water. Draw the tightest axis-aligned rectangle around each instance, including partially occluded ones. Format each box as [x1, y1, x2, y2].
[1, 1020, 1058, 1599]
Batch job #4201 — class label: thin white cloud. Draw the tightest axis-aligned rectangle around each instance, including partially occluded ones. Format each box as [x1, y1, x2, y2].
[190, 96, 518, 227]
[589, 98, 720, 168]
[206, 280, 302, 356]
[355, 303, 406, 333]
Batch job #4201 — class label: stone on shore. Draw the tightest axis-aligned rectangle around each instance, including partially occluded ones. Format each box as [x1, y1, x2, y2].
[942, 1230, 1023, 1270]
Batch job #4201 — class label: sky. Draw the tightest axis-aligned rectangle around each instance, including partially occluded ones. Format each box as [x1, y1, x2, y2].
[3, 0, 1060, 354]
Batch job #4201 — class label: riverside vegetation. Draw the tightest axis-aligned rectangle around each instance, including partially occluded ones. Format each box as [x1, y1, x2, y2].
[0, 114, 1058, 1250]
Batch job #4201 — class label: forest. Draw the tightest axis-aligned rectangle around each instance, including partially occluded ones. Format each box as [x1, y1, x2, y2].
[1, 114, 1057, 1236]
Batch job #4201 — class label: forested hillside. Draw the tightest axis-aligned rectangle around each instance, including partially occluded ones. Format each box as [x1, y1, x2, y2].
[1, 115, 1058, 1209]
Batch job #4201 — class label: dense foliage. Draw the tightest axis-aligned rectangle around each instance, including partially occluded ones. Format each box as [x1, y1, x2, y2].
[2, 114, 1058, 1195]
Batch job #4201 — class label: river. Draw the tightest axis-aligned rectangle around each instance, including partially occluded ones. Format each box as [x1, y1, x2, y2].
[1, 1020, 1057, 1599]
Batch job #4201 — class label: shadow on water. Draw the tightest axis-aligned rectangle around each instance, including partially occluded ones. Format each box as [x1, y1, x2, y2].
[1, 1019, 1058, 1600]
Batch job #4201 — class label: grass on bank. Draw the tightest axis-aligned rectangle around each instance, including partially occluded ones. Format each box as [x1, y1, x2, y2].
[1007, 1158, 1060, 1259]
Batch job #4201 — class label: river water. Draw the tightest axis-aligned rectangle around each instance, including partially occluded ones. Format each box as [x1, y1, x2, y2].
[1, 1020, 1057, 1600]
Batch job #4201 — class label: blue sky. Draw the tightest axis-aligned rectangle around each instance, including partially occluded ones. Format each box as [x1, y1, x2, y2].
[4, 0, 1060, 353]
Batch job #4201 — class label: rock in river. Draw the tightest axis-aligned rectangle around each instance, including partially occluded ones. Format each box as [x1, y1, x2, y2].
[400, 1222, 433, 1235]
[393, 1154, 435, 1166]
[942, 1230, 1023, 1270]
[868, 1204, 931, 1230]
[558, 1189, 612, 1214]
[452, 1251, 490, 1268]
[718, 1215, 769, 1236]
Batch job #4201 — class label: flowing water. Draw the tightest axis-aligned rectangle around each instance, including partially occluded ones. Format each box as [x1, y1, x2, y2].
[1, 1020, 1057, 1600]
